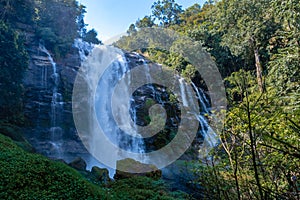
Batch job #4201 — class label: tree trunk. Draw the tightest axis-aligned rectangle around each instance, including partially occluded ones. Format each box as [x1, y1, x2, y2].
[233, 151, 241, 200]
[246, 99, 264, 199]
[250, 37, 264, 92]
[254, 48, 264, 92]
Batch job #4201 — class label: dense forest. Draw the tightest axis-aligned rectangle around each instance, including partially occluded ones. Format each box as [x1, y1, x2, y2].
[117, 0, 300, 198]
[0, 0, 299, 199]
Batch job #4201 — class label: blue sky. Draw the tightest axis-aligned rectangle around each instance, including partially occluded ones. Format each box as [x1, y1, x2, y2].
[79, 0, 205, 42]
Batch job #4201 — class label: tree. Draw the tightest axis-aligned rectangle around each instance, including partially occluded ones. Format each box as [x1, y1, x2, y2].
[83, 29, 101, 44]
[268, 0, 300, 95]
[77, 4, 87, 38]
[179, 3, 201, 25]
[0, 0, 35, 25]
[0, 22, 28, 122]
[135, 16, 155, 29]
[35, 0, 84, 57]
[214, 0, 279, 92]
[151, 0, 183, 27]
[224, 69, 300, 199]
[127, 24, 137, 36]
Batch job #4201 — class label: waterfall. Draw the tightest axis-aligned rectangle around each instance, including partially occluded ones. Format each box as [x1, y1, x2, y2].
[74, 45, 219, 172]
[178, 77, 218, 157]
[93, 47, 146, 161]
[39, 44, 64, 159]
[41, 64, 47, 88]
[179, 77, 189, 107]
[74, 38, 94, 61]
[191, 82, 209, 114]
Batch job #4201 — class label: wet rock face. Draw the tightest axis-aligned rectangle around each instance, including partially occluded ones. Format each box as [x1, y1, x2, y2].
[22, 42, 86, 161]
[129, 83, 181, 152]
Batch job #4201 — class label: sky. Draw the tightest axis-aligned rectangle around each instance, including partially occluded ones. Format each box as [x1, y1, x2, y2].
[79, 0, 206, 42]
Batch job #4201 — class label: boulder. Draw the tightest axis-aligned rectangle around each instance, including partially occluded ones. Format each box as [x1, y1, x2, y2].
[91, 166, 110, 184]
[114, 158, 161, 180]
[68, 157, 87, 171]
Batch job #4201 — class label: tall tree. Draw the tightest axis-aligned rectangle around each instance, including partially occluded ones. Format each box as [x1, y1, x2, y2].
[83, 29, 101, 44]
[214, 0, 278, 92]
[127, 23, 137, 36]
[77, 4, 87, 38]
[151, 0, 183, 27]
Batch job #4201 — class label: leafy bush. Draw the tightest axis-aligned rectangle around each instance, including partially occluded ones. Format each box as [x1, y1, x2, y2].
[108, 176, 190, 200]
[0, 134, 105, 199]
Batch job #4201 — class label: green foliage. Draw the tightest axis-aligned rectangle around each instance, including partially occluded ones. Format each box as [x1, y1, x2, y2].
[136, 16, 155, 29]
[77, 4, 87, 38]
[179, 3, 201, 25]
[0, 122, 34, 152]
[0, 22, 28, 122]
[1, 0, 299, 198]
[0, 122, 25, 142]
[0, 133, 190, 199]
[145, 49, 189, 73]
[215, 0, 276, 56]
[207, 69, 300, 199]
[0, 133, 106, 199]
[107, 176, 190, 200]
[122, 0, 298, 197]
[83, 29, 102, 44]
[151, 0, 183, 26]
[1, 0, 92, 57]
[182, 64, 196, 82]
[0, 0, 35, 25]
[116, 29, 197, 78]
[34, 0, 86, 57]
[268, 0, 300, 96]
[127, 23, 137, 36]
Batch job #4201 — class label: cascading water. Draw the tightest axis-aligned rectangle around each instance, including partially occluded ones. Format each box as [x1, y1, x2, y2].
[175, 74, 218, 157]
[41, 63, 47, 88]
[179, 77, 189, 107]
[191, 82, 209, 114]
[74, 38, 94, 61]
[39, 44, 64, 158]
[73, 46, 217, 171]
[93, 47, 146, 162]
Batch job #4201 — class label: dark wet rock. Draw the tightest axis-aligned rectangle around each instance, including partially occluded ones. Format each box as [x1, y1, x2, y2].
[68, 157, 87, 171]
[22, 41, 87, 161]
[91, 166, 111, 184]
[114, 158, 162, 180]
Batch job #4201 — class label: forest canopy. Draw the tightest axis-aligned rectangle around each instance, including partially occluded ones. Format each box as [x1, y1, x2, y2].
[116, 0, 300, 199]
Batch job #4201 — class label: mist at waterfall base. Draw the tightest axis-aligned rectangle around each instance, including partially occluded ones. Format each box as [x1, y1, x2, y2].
[73, 39, 218, 175]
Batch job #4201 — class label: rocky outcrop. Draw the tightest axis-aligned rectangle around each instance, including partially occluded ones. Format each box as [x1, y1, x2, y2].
[91, 166, 111, 184]
[22, 38, 90, 162]
[114, 158, 162, 180]
[68, 157, 87, 171]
